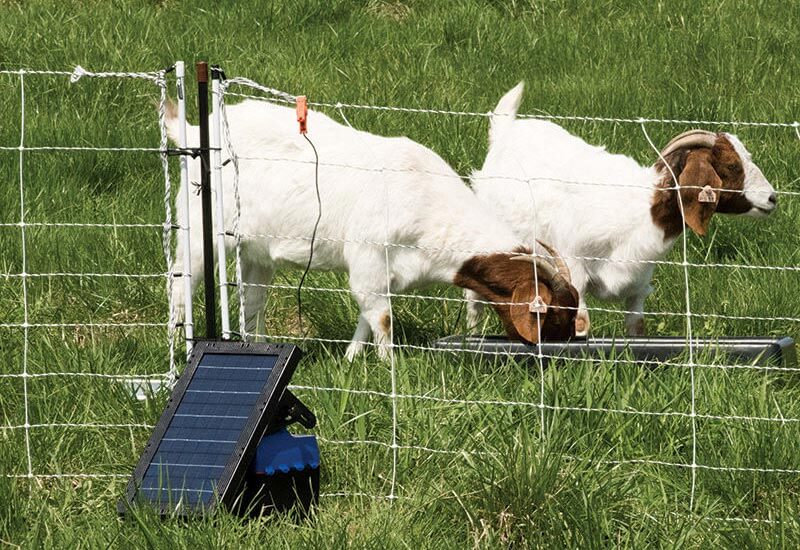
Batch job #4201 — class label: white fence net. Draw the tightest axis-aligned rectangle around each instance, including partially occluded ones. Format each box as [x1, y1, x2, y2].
[218, 76, 800, 522]
[0, 66, 176, 480]
[1, 66, 798, 525]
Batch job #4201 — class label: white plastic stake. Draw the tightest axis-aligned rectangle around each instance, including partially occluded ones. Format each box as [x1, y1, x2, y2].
[211, 72, 231, 339]
[176, 61, 195, 356]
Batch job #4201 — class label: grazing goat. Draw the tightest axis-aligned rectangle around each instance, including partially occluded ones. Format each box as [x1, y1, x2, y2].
[166, 99, 578, 359]
[470, 82, 776, 336]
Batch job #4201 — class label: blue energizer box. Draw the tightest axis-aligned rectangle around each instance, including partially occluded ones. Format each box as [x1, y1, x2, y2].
[242, 428, 320, 516]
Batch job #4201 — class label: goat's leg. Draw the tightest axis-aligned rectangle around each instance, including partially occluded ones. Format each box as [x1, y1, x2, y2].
[568, 265, 591, 338]
[348, 280, 392, 360]
[575, 295, 591, 338]
[344, 243, 394, 359]
[365, 304, 393, 361]
[624, 291, 649, 337]
[350, 296, 392, 361]
[170, 230, 203, 332]
[464, 289, 485, 333]
[345, 315, 372, 362]
[240, 260, 274, 341]
[345, 245, 394, 359]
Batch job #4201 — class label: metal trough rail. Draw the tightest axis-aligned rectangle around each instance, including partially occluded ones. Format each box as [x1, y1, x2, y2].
[433, 335, 797, 368]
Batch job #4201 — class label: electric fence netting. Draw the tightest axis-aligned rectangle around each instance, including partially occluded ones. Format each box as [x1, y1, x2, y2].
[218, 76, 800, 525]
[2, 64, 800, 527]
[0, 66, 179, 480]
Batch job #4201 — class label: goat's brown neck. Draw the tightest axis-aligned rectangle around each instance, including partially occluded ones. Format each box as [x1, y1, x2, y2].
[650, 176, 686, 240]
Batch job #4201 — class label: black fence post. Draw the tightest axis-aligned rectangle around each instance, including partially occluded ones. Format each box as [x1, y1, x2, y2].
[196, 61, 217, 339]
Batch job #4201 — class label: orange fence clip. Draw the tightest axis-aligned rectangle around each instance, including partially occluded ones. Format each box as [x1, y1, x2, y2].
[296, 95, 308, 134]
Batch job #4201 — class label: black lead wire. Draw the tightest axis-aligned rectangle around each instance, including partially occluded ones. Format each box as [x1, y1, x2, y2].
[296, 132, 321, 334]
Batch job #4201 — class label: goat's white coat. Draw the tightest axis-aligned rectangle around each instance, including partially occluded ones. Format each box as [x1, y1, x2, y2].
[168, 99, 523, 358]
[470, 82, 776, 334]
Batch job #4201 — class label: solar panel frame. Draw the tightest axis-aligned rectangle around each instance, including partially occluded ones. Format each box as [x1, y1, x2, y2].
[119, 341, 303, 516]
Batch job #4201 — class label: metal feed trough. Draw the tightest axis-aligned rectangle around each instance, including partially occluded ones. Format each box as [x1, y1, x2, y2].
[433, 335, 797, 368]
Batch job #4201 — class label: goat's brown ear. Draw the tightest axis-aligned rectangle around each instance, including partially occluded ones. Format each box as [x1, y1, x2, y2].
[510, 284, 552, 344]
[678, 150, 722, 236]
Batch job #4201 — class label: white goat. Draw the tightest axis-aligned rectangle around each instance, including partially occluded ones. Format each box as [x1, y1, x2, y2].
[470, 82, 776, 336]
[166, 99, 578, 359]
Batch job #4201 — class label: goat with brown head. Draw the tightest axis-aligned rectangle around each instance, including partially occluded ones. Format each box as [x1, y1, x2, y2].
[455, 241, 578, 343]
[472, 84, 778, 339]
[652, 130, 776, 238]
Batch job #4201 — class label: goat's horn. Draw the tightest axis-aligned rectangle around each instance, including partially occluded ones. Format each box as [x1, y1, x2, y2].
[660, 130, 717, 159]
[534, 240, 572, 285]
[510, 255, 569, 292]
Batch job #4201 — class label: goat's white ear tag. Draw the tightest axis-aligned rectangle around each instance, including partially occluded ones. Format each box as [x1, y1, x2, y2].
[698, 185, 717, 203]
[529, 296, 547, 314]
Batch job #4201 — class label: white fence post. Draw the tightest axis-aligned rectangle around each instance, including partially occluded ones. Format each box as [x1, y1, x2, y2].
[211, 68, 231, 339]
[175, 61, 195, 356]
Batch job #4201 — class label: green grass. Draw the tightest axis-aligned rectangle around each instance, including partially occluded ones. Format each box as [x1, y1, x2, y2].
[2, 0, 800, 546]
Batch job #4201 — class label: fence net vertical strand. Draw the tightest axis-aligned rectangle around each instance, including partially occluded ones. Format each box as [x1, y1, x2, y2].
[211, 73, 231, 339]
[175, 61, 195, 360]
[157, 68, 177, 384]
[383, 165, 399, 501]
[17, 70, 34, 480]
[640, 121, 699, 511]
[496, 142, 549, 438]
[523, 178, 547, 437]
[219, 83, 245, 339]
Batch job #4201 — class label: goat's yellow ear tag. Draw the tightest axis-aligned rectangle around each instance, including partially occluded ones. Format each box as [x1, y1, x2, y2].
[529, 295, 548, 314]
[698, 185, 717, 203]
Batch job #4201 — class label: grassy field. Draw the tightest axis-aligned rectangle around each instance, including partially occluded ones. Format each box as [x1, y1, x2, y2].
[2, 0, 800, 546]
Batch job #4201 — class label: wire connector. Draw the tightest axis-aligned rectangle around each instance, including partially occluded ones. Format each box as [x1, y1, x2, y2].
[296, 96, 308, 134]
[69, 66, 87, 84]
[210, 65, 226, 81]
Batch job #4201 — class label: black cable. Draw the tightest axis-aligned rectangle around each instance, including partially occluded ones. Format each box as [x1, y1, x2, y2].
[297, 132, 321, 334]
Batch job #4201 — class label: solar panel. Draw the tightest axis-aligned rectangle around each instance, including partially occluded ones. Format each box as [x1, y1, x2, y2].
[119, 341, 303, 516]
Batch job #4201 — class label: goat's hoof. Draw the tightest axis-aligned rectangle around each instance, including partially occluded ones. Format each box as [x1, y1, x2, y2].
[575, 317, 589, 338]
[625, 318, 646, 337]
[344, 343, 363, 362]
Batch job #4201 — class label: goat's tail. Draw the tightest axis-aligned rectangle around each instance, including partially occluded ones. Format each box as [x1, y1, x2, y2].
[489, 81, 524, 148]
[162, 99, 201, 146]
[163, 99, 181, 143]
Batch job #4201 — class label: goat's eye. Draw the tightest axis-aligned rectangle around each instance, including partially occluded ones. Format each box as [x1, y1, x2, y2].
[728, 163, 741, 172]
